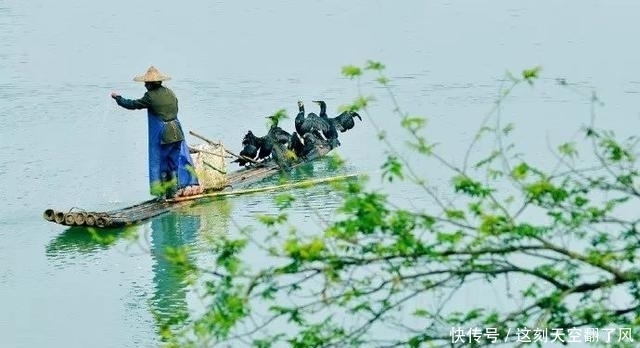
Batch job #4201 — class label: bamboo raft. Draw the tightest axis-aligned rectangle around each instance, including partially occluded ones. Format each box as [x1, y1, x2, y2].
[43, 129, 356, 228]
[42, 163, 286, 228]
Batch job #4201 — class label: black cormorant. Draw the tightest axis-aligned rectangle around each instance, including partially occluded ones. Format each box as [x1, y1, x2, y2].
[232, 143, 259, 167]
[313, 100, 362, 133]
[289, 131, 305, 158]
[295, 100, 331, 139]
[294, 100, 306, 135]
[332, 110, 362, 132]
[311, 100, 340, 142]
[300, 129, 338, 161]
[265, 115, 292, 146]
[241, 130, 273, 162]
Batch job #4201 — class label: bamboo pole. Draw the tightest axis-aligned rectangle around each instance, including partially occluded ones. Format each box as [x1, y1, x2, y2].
[189, 130, 260, 165]
[166, 173, 360, 202]
[74, 212, 86, 225]
[96, 216, 111, 228]
[189, 130, 219, 145]
[43, 209, 55, 221]
[85, 213, 97, 226]
[54, 211, 66, 224]
[188, 145, 232, 159]
[64, 213, 75, 225]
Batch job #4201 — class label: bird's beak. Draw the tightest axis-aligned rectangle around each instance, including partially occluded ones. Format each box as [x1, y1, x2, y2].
[312, 100, 319, 104]
[354, 113, 362, 121]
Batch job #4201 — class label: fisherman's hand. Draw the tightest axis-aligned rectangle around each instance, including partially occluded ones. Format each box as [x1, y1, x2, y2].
[110, 92, 120, 99]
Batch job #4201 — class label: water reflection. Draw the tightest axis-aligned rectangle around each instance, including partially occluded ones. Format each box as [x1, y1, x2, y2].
[233, 157, 357, 217]
[44, 197, 232, 344]
[148, 198, 231, 340]
[148, 212, 198, 333]
[42, 158, 352, 344]
[46, 225, 135, 260]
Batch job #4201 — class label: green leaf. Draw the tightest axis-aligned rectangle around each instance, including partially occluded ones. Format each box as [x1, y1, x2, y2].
[401, 116, 427, 132]
[436, 230, 464, 244]
[342, 65, 362, 79]
[558, 142, 578, 158]
[256, 213, 288, 226]
[274, 193, 295, 210]
[452, 175, 493, 197]
[522, 65, 542, 84]
[502, 122, 515, 135]
[479, 215, 511, 235]
[511, 162, 530, 180]
[381, 155, 404, 182]
[444, 209, 466, 221]
[283, 237, 328, 262]
[376, 76, 389, 85]
[413, 309, 429, 317]
[406, 137, 437, 155]
[525, 180, 568, 204]
[365, 60, 386, 71]
[353, 95, 374, 110]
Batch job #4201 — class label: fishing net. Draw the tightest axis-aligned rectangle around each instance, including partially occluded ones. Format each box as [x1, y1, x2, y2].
[190, 142, 228, 190]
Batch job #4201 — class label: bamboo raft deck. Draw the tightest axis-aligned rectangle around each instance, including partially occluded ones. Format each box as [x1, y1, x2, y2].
[43, 162, 282, 229]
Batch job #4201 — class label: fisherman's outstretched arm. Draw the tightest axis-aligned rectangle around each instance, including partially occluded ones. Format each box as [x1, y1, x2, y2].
[111, 92, 152, 110]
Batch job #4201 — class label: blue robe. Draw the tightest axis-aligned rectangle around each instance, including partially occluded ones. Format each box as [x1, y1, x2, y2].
[147, 113, 199, 197]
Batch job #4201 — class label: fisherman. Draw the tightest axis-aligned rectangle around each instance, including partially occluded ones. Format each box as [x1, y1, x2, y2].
[110, 66, 203, 199]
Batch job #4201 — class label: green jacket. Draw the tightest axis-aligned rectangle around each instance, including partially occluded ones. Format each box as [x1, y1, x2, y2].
[113, 85, 184, 144]
[114, 85, 179, 122]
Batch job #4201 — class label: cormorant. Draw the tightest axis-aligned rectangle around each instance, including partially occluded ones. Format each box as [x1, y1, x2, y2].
[289, 131, 305, 158]
[232, 143, 259, 167]
[236, 117, 292, 167]
[287, 128, 339, 162]
[313, 100, 362, 133]
[332, 110, 362, 132]
[294, 100, 306, 135]
[311, 100, 340, 142]
[265, 115, 292, 146]
[296, 103, 324, 137]
[241, 130, 273, 162]
[295, 100, 340, 147]
[263, 115, 298, 168]
[301, 129, 337, 161]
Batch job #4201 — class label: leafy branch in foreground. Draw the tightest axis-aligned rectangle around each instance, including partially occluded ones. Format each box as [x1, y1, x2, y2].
[161, 64, 640, 348]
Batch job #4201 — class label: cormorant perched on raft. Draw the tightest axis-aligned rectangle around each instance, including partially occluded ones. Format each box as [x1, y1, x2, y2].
[264, 113, 298, 168]
[237, 130, 273, 164]
[310, 100, 340, 143]
[332, 109, 362, 132]
[295, 129, 335, 161]
[313, 100, 362, 133]
[294, 100, 340, 149]
[232, 144, 259, 167]
[294, 100, 306, 135]
[289, 131, 305, 158]
[232, 114, 295, 168]
[265, 114, 293, 147]
[291, 102, 338, 162]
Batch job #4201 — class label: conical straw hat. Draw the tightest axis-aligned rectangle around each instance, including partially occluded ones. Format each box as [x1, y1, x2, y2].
[133, 66, 171, 82]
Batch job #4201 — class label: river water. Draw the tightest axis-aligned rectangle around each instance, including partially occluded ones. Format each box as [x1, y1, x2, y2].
[1, 1, 639, 347]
